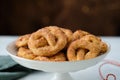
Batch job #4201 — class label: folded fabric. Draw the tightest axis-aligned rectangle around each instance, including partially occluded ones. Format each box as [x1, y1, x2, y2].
[0, 56, 35, 80]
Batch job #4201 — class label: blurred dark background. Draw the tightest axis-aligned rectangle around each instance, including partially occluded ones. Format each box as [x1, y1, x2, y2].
[0, 0, 120, 36]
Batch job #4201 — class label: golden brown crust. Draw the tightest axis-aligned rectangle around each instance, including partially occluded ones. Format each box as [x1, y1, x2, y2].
[72, 30, 90, 41]
[100, 42, 108, 53]
[60, 28, 73, 43]
[34, 52, 66, 62]
[67, 35, 102, 61]
[16, 34, 31, 47]
[28, 27, 67, 56]
[17, 47, 36, 59]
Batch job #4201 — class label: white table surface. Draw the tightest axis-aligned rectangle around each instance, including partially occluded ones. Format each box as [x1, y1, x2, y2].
[0, 36, 120, 80]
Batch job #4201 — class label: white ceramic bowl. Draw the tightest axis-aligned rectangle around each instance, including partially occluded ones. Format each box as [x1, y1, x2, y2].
[6, 41, 110, 80]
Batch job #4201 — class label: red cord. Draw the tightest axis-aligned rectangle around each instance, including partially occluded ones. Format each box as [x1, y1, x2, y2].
[99, 59, 120, 80]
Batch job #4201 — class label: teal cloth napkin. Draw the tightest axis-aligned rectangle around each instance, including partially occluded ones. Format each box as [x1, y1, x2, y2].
[0, 56, 35, 80]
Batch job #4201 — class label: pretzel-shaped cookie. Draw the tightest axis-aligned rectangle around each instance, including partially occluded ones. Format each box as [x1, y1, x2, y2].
[16, 34, 31, 47]
[17, 47, 36, 59]
[67, 35, 102, 61]
[28, 27, 67, 56]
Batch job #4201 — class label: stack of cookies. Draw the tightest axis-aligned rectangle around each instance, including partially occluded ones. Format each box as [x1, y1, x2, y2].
[16, 26, 108, 61]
